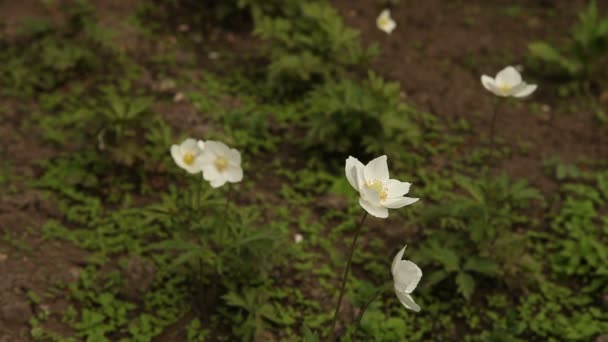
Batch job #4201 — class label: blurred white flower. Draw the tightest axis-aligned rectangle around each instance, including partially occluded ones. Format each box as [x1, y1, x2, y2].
[377, 9, 396, 34]
[173, 92, 185, 102]
[200, 140, 243, 188]
[481, 66, 537, 98]
[345, 155, 419, 218]
[208, 51, 220, 60]
[294, 233, 304, 244]
[392, 245, 422, 312]
[170, 138, 204, 174]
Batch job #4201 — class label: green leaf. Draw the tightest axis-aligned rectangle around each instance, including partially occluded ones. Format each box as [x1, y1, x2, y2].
[303, 325, 319, 342]
[528, 42, 581, 75]
[456, 272, 475, 300]
[430, 247, 460, 272]
[423, 270, 450, 289]
[463, 257, 499, 276]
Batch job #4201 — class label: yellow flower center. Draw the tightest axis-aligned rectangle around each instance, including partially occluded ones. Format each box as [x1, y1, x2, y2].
[183, 152, 195, 166]
[214, 156, 229, 172]
[378, 17, 390, 28]
[365, 180, 388, 201]
[499, 84, 512, 94]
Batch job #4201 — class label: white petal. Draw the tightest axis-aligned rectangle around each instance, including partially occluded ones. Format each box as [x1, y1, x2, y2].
[202, 164, 221, 182]
[360, 183, 382, 205]
[495, 66, 522, 87]
[481, 75, 495, 92]
[228, 148, 242, 165]
[486, 82, 506, 97]
[513, 84, 537, 98]
[202, 140, 222, 155]
[181, 138, 199, 153]
[197, 140, 206, 150]
[385, 20, 396, 33]
[200, 148, 217, 164]
[379, 9, 391, 20]
[394, 260, 422, 293]
[386, 180, 411, 198]
[170, 145, 183, 167]
[345, 156, 365, 191]
[359, 198, 388, 218]
[210, 178, 227, 188]
[184, 163, 204, 174]
[364, 155, 389, 182]
[225, 166, 243, 183]
[382, 196, 419, 209]
[391, 245, 407, 275]
[395, 290, 421, 312]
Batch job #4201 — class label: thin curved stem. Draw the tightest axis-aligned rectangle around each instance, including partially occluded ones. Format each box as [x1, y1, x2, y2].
[329, 211, 368, 341]
[353, 285, 388, 342]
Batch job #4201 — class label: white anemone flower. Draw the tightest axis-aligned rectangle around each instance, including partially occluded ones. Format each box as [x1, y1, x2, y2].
[345, 155, 419, 218]
[200, 140, 243, 188]
[170, 138, 204, 174]
[481, 66, 537, 98]
[392, 245, 422, 312]
[377, 9, 396, 34]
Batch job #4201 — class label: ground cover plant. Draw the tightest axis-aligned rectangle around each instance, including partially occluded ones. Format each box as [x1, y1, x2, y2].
[0, 0, 607, 341]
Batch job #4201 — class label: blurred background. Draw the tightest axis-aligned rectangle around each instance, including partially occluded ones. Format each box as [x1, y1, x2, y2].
[0, 1, 607, 341]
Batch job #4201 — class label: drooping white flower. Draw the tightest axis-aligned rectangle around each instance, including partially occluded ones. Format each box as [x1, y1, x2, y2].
[170, 138, 205, 174]
[200, 140, 243, 188]
[345, 155, 419, 218]
[392, 245, 422, 312]
[377, 9, 396, 34]
[481, 66, 537, 98]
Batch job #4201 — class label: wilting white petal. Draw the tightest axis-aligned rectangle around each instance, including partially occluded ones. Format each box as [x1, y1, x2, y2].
[394, 260, 422, 293]
[395, 290, 421, 312]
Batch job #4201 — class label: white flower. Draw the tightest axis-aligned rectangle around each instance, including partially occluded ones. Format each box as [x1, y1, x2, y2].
[481, 66, 537, 98]
[345, 155, 419, 218]
[170, 138, 204, 174]
[377, 9, 396, 34]
[200, 140, 243, 188]
[392, 245, 422, 312]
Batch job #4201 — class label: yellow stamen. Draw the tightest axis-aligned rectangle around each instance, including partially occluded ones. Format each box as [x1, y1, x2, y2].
[214, 156, 229, 172]
[183, 153, 195, 166]
[378, 17, 390, 27]
[499, 84, 511, 94]
[365, 180, 388, 201]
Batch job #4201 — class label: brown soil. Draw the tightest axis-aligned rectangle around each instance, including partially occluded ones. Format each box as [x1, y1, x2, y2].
[332, 0, 608, 194]
[1, 0, 607, 340]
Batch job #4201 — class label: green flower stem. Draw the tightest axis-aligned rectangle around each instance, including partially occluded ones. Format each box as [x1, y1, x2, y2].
[329, 211, 368, 341]
[353, 283, 390, 342]
[488, 98, 503, 162]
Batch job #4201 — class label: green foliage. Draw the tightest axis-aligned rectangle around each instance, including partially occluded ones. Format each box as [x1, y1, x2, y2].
[528, 0, 608, 89]
[249, 1, 378, 95]
[418, 174, 544, 299]
[546, 172, 608, 281]
[224, 287, 295, 341]
[0, 1, 121, 97]
[303, 72, 427, 158]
